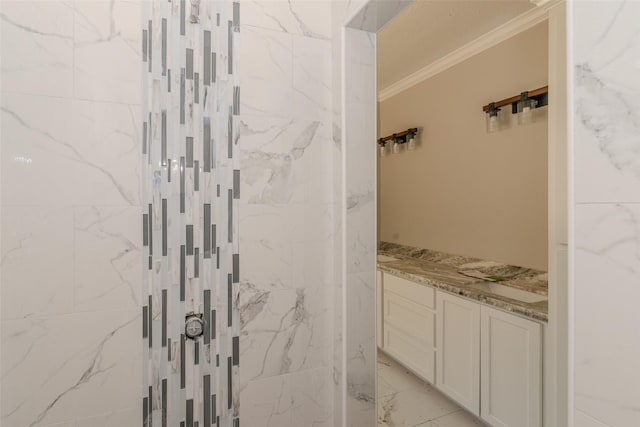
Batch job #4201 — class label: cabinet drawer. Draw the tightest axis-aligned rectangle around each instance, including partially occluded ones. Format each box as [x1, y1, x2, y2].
[384, 292, 435, 348]
[383, 273, 435, 309]
[384, 323, 435, 383]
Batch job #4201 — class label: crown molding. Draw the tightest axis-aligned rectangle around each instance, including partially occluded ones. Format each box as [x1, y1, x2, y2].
[530, 0, 563, 10]
[377, 6, 549, 102]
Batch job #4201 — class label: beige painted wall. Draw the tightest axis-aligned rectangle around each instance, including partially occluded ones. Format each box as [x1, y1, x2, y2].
[378, 22, 548, 270]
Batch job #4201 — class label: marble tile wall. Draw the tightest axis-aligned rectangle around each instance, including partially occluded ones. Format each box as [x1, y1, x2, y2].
[342, 24, 378, 427]
[0, 1, 142, 426]
[237, 1, 336, 426]
[141, 1, 240, 426]
[336, 2, 412, 425]
[571, 1, 640, 426]
[330, 3, 368, 425]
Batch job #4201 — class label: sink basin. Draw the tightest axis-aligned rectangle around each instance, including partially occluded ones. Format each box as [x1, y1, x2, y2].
[467, 282, 547, 304]
[377, 254, 399, 263]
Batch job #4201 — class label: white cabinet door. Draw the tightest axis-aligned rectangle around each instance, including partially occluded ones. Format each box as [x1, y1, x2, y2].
[377, 269, 383, 348]
[436, 291, 480, 415]
[481, 305, 542, 427]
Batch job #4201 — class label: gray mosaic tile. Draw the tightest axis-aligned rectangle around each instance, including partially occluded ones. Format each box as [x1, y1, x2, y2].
[143, 2, 240, 425]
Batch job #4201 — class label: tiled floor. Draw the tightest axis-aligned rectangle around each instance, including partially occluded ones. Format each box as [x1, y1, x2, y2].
[377, 351, 486, 427]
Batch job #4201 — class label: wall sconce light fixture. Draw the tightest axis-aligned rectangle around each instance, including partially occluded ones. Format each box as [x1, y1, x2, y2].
[378, 128, 419, 156]
[482, 85, 548, 132]
[486, 102, 501, 133]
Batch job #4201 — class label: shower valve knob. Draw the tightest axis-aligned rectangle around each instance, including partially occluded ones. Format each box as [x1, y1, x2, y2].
[185, 313, 205, 339]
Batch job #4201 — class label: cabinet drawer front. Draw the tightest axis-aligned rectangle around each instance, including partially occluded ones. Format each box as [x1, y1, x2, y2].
[384, 273, 435, 309]
[384, 323, 435, 383]
[384, 292, 435, 348]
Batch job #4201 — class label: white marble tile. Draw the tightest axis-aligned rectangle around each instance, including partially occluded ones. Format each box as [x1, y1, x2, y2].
[305, 131, 336, 207]
[377, 353, 429, 398]
[345, 190, 376, 274]
[344, 32, 376, 109]
[0, 94, 140, 206]
[1, 94, 77, 206]
[38, 421, 76, 427]
[341, 24, 378, 426]
[0, 310, 142, 427]
[240, 0, 331, 40]
[346, 0, 412, 33]
[573, 1, 640, 203]
[239, 203, 303, 292]
[347, 391, 376, 427]
[240, 367, 333, 427]
[240, 116, 321, 205]
[419, 410, 485, 427]
[241, 236, 296, 292]
[240, 206, 334, 292]
[240, 374, 295, 427]
[70, 99, 141, 206]
[345, 272, 377, 426]
[73, 0, 141, 104]
[292, 236, 333, 290]
[292, 35, 331, 121]
[239, 285, 330, 385]
[378, 388, 458, 427]
[344, 27, 376, 67]
[377, 351, 477, 427]
[574, 204, 640, 426]
[1, 206, 74, 320]
[0, 0, 74, 97]
[344, 105, 376, 172]
[291, 367, 333, 427]
[240, 26, 293, 118]
[75, 406, 141, 427]
[74, 207, 141, 312]
[573, 410, 609, 427]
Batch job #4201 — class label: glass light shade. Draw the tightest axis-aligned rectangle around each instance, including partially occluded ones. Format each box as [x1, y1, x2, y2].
[392, 141, 401, 154]
[486, 113, 500, 133]
[379, 144, 388, 157]
[407, 136, 416, 150]
[517, 98, 537, 125]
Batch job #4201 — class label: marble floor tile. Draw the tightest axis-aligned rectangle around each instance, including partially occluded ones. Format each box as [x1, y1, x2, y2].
[377, 350, 485, 427]
[417, 409, 487, 427]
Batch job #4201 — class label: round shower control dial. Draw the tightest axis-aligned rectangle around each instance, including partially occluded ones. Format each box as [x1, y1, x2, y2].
[185, 313, 204, 339]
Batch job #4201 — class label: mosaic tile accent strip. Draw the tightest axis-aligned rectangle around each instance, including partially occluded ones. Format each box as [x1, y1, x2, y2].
[142, 1, 240, 426]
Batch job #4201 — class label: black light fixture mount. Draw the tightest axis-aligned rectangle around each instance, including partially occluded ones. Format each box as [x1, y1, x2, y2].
[482, 86, 548, 131]
[482, 86, 548, 115]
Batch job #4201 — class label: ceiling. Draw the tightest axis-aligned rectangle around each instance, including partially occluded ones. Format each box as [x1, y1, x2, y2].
[377, 0, 535, 91]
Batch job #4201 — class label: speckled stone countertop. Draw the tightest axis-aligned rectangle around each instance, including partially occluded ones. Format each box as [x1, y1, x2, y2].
[378, 242, 548, 322]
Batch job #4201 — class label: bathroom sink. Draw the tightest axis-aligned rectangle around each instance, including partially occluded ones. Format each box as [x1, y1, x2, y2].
[377, 254, 399, 263]
[467, 282, 547, 304]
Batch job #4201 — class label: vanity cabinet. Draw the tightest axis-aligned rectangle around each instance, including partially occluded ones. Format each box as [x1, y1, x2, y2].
[436, 291, 480, 415]
[480, 305, 541, 427]
[380, 272, 542, 427]
[382, 273, 436, 382]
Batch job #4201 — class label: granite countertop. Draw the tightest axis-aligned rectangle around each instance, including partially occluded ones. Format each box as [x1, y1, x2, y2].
[378, 242, 548, 322]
